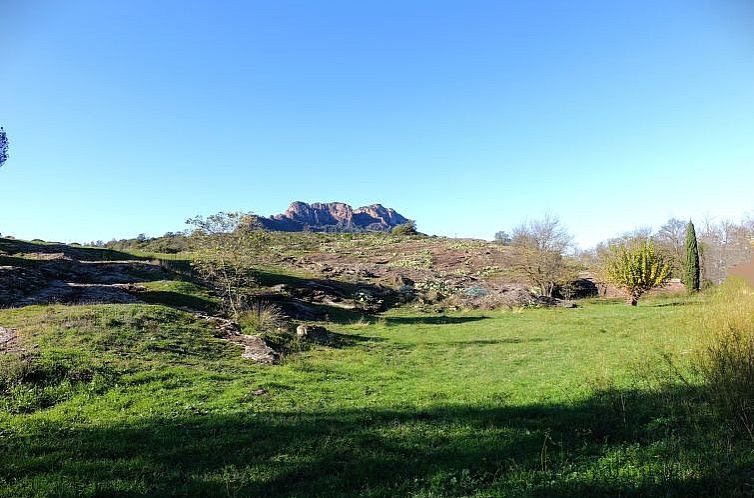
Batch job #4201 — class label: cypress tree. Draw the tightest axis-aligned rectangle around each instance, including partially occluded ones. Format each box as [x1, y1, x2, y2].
[683, 220, 701, 292]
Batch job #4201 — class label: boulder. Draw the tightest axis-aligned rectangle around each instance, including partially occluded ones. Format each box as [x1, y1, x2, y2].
[295, 324, 332, 344]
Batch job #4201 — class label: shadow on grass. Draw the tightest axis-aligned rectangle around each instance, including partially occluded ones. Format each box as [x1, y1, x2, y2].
[254, 270, 402, 306]
[1, 385, 745, 498]
[280, 331, 386, 353]
[652, 301, 701, 308]
[137, 291, 218, 314]
[327, 331, 386, 347]
[385, 316, 489, 326]
[440, 337, 547, 346]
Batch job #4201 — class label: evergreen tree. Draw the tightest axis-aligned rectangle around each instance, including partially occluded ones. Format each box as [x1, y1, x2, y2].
[683, 220, 701, 292]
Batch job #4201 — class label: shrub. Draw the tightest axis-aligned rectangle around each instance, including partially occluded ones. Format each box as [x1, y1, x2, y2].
[240, 301, 287, 335]
[696, 279, 754, 438]
[391, 220, 418, 236]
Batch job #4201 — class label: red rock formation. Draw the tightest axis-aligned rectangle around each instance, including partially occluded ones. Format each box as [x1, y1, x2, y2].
[256, 202, 410, 232]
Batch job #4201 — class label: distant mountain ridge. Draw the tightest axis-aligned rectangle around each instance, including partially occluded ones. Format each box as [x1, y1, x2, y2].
[253, 202, 410, 233]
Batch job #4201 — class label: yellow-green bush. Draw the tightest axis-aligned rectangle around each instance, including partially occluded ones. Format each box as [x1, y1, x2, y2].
[696, 279, 754, 437]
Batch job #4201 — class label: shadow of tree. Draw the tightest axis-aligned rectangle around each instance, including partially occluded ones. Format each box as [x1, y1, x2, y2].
[1, 385, 746, 497]
[138, 291, 218, 314]
[439, 337, 547, 346]
[652, 301, 701, 308]
[384, 316, 489, 326]
[254, 270, 402, 307]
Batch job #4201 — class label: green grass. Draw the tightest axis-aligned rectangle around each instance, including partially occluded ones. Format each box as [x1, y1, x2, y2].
[0, 295, 750, 497]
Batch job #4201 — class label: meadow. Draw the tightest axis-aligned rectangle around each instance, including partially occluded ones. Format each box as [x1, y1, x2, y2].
[2, 289, 750, 497]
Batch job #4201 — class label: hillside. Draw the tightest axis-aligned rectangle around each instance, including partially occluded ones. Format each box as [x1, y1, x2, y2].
[6, 233, 586, 314]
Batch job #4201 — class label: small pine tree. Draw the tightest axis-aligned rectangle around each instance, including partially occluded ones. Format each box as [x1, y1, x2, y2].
[683, 220, 701, 292]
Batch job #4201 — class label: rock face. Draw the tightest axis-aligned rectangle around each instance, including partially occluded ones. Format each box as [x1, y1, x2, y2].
[254, 202, 409, 233]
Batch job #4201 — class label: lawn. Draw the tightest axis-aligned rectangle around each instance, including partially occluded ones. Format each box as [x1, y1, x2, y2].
[0, 295, 750, 497]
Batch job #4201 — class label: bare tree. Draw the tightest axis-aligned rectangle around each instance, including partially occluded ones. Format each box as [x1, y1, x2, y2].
[509, 215, 579, 297]
[657, 219, 685, 257]
[697, 217, 753, 285]
[655, 218, 687, 276]
[511, 214, 572, 253]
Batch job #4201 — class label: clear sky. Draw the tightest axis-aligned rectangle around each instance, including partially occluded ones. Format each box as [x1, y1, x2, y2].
[3, 0, 753, 248]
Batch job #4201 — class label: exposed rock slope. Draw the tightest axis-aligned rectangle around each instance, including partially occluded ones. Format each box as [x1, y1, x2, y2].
[254, 201, 409, 232]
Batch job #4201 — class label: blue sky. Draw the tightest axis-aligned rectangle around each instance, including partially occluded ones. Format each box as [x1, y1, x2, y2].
[2, 0, 753, 247]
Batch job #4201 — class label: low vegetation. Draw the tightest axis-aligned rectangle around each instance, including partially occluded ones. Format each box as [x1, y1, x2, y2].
[695, 279, 754, 438]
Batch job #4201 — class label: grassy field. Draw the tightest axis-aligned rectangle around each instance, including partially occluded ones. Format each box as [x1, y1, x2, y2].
[1, 293, 751, 497]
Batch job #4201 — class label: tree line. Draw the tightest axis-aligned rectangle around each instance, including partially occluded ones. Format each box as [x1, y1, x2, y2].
[496, 215, 721, 305]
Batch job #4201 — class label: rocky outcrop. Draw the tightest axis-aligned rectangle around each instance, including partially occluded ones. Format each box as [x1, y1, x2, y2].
[0, 258, 167, 307]
[254, 202, 410, 233]
[196, 313, 280, 364]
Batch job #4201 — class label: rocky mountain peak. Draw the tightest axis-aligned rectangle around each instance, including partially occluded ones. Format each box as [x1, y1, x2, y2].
[254, 201, 410, 232]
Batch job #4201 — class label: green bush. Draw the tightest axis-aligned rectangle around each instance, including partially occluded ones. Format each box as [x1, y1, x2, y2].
[391, 220, 418, 236]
